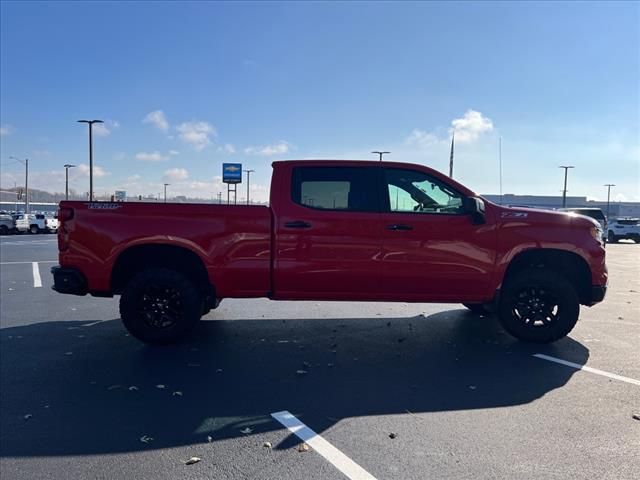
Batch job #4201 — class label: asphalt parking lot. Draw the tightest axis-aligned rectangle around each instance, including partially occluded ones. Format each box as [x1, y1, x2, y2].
[0, 235, 638, 480]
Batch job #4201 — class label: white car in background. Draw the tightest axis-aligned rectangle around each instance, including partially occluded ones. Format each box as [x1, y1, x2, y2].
[44, 213, 59, 233]
[607, 218, 640, 243]
[15, 213, 57, 234]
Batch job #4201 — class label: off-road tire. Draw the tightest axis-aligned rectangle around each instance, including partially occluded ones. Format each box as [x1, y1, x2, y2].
[498, 268, 579, 343]
[120, 268, 203, 345]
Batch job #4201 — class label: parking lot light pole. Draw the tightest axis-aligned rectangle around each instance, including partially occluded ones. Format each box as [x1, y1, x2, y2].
[604, 184, 615, 220]
[372, 151, 390, 161]
[77, 120, 104, 201]
[243, 169, 255, 205]
[63, 164, 76, 200]
[559, 165, 575, 208]
[9, 156, 29, 213]
[163, 183, 170, 203]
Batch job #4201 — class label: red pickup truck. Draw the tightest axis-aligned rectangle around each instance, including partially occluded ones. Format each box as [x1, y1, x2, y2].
[52, 160, 607, 345]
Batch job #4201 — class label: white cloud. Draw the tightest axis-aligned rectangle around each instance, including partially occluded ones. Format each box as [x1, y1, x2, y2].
[32, 149, 52, 157]
[127, 174, 141, 182]
[169, 150, 180, 156]
[0, 124, 15, 136]
[77, 163, 109, 178]
[244, 140, 290, 156]
[176, 121, 216, 151]
[136, 151, 168, 162]
[218, 143, 236, 154]
[163, 168, 189, 182]
[405, 129, 441, 147]
[91, 120, 119, 137]
[143, 110, 169, 132]
[449, 110, 494, 142]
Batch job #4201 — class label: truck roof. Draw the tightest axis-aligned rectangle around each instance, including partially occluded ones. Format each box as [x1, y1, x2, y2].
[271, 159, 478, 197]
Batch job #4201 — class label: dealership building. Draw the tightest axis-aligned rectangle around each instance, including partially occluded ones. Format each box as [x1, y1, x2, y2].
[482, 194, 640, 218]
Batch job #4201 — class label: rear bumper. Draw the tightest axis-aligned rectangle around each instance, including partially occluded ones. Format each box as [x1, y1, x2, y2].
[51, 266, 87, 296]
[587, 285, 607, 306]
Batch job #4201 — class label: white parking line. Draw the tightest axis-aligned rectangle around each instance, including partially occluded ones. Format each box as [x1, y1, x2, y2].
[533, 354, 640, 386]
[32, 262, 42, 288]
[271, 410, 377, 480]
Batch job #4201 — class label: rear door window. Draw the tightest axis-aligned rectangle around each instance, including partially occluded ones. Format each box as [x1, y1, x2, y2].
[291, 166, 380, 212]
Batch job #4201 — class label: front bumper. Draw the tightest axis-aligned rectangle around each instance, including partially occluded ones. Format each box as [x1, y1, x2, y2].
[588, 285, 607, 306]
[51, 266, 87, 296]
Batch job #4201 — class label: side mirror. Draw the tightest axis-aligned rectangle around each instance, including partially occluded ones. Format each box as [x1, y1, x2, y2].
[464, 196, 486, 225]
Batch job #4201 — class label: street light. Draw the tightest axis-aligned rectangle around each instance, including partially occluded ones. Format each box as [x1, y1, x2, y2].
[77, 119, 104, 201]
[372, 151, 390, 161]
[63, 164, 76, 200]
[559, 165, 575, 208]
[604, 184, 615, 220]
[243, 169, 255, 205]
[9, 156, 29, 213]
[163, 183, 170, 203]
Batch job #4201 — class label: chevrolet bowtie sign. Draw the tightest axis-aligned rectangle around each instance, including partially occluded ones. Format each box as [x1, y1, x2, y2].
[223, 163, 242, 184]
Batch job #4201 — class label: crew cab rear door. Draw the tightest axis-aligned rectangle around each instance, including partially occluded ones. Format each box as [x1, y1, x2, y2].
[272, 165, 383, 300]
[378, 167, 495, 302]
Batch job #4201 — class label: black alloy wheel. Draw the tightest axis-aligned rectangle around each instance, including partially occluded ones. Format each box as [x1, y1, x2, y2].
[498, 268, 579, 343]
[120, 268, 203, 344]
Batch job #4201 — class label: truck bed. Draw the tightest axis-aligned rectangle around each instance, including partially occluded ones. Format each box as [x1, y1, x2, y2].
[58, 201, 272, 297]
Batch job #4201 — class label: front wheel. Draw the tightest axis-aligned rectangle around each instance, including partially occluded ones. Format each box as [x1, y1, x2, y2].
[607, 231, 618, 243]
[498, 268, 579, 343]
[120, 268, 203, 345]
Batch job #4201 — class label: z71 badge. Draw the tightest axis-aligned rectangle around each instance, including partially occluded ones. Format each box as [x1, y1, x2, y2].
[501, 212, 528, 218]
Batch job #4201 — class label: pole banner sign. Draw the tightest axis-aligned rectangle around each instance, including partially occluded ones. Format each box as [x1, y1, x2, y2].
[223, 163, 242, 184]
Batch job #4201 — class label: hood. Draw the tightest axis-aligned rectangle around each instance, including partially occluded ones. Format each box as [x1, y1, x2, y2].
[493, 205, 600, 229]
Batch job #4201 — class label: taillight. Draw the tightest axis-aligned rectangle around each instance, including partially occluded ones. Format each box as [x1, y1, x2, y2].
[57, 207, 74, 252]
[58, 207, 74, 222]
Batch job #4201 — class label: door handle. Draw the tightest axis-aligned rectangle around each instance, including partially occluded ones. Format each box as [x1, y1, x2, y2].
[387, 224, 413, 231]
[284, 220, 312, 229]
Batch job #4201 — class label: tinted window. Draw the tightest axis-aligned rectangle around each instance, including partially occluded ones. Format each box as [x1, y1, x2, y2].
[617, 219, 639, 226]
[291, 167, 379, 212]
[384, 168, 464, 214]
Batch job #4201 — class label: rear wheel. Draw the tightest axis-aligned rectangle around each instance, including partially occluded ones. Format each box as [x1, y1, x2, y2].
[498, 268, 579, 343]
[462, 303, 488, 314]
[29, 225, 39, 234]
[0, 225, 8, 235]
[119, 268, 203, 345]
[607, 231, 618, 243]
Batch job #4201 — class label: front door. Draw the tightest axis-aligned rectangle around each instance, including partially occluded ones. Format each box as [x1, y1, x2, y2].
[379, 167, 496, 302]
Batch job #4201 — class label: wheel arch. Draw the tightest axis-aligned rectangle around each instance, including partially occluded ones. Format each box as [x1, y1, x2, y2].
[502, 248, 592, 305]
[110, 244, 214, 300]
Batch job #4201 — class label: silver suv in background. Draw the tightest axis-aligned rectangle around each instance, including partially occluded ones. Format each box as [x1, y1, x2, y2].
[607, 218, 640, 243]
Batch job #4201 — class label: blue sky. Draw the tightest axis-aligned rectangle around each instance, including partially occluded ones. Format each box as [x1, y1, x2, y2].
[1, 1, 638, 202]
